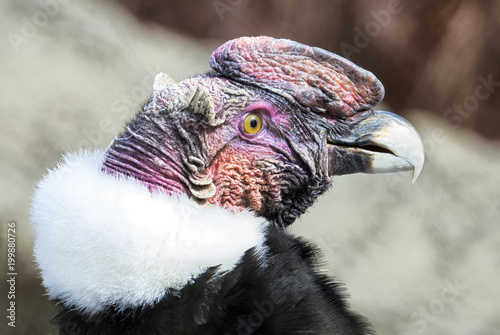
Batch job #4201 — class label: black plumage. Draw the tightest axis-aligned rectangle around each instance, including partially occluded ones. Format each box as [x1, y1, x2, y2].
[55, 226, 372, 335]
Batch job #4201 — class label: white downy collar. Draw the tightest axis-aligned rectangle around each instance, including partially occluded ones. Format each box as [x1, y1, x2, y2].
[31, 150, 266, 315]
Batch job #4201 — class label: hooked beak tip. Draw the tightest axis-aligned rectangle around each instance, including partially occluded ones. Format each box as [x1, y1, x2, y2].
[341, 111, 425, 182]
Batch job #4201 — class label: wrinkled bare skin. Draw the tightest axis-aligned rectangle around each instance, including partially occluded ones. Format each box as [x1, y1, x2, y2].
[104, 76, 330, 227]
[104, 36, 422, 227]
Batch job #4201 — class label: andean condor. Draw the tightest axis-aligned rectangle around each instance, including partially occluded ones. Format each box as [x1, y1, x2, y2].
[31, 36, 424, 334]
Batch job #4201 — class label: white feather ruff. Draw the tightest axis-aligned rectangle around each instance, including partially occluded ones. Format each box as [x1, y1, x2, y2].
[31, 150, 266, 314]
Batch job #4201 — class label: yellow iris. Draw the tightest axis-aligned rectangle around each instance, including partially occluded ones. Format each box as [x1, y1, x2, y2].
[243, 113, 262, 134]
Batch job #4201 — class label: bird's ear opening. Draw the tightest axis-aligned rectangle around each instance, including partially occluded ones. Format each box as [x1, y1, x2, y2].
[210, 36, 384, 120]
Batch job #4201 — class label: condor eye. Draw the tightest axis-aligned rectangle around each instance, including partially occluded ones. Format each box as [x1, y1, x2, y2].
[243, 112, 262, 134]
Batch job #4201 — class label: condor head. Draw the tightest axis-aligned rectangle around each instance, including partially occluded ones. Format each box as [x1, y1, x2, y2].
[103, 36, 424, 227]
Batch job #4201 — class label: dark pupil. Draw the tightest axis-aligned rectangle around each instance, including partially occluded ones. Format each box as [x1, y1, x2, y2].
[250, 119, 258, 128]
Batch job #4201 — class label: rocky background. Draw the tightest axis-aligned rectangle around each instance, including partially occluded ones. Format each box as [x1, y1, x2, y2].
[1, 0, 499, 334]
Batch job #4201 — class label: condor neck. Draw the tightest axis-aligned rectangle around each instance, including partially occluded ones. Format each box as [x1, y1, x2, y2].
[31, 150, 266, 315]
[102, 128, 190, 196]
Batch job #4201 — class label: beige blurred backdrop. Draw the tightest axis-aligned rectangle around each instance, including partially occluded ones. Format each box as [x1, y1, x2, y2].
[1, 0, 499, 334]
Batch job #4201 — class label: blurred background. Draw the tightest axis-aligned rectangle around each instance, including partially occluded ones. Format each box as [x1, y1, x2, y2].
[1, 0, 499, 334]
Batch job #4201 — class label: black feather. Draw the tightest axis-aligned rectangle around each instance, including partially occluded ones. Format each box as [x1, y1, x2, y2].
[55, 226, 373, 335]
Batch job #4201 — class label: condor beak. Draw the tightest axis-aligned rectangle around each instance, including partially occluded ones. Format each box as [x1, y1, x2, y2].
[328, 111, 425, 183]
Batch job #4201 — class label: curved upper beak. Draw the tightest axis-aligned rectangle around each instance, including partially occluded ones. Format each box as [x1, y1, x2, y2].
[328, 111, 425, 183]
